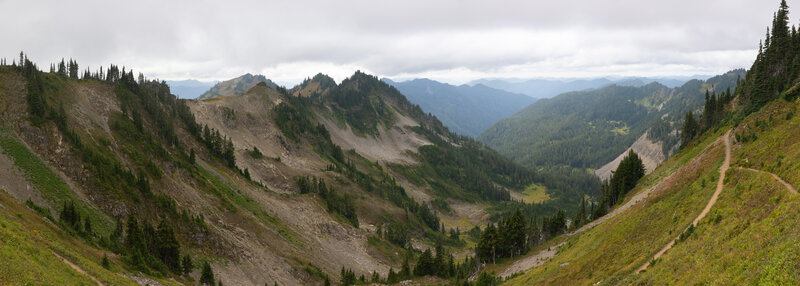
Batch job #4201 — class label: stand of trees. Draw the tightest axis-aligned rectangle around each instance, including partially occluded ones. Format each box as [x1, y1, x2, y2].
[97, 215, 187, 275]
[474, 208, 569, 265]
[339, 242, 478, 285]
[680, 89, 736, 148]
[297, 176, 358, 227]
[594, 150, 645, 218]
[59, 201, 93, 238]
[739, 0, 800, 113]
[476, 209, 530, 263]
[200, 125, 236, 168]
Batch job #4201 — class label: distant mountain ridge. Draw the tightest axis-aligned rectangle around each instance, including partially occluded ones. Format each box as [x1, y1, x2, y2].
[198, 73, 278, 99]
[383, 78, 537, 137]
[470, 76, 709, 98]
[478, 70, 744, 173]
[165, 79, 217, 99]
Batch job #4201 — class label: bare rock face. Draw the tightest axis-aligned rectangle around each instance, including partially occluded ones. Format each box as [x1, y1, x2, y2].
[595, 131, 665, 180]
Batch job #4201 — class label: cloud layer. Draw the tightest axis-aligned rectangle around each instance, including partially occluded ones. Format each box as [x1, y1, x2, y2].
[1, 0, 792, 85]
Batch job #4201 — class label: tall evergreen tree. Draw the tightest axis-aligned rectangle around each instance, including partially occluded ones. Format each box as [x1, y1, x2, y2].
[477, 223, 498, 263]
[681, 111, 699, 147]
[156, 219, 181, 273]
[528, 212, 539, 247]
[200, 262, 215, 285]
[574, 197, 587, 228]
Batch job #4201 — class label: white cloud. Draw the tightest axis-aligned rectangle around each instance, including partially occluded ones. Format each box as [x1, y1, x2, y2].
[0, 0, 793, 85]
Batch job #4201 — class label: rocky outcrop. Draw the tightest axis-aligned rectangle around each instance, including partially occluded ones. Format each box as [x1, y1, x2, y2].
[595, 131, 665, 180]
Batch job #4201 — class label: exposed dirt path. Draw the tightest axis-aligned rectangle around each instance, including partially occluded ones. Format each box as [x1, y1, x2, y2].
[499, 242, 566, 278]
[500, 138, 700, 278]
[738, 167, 798, 194]
[500, 163, 685, 278]
[635, 130, 731, 273]
[51, 250, 105, 286]
[498, 131, 725, 279]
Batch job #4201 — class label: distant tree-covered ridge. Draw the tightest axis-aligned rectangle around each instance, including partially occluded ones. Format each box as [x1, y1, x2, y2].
[479, 71, 743, 171]
[384, 78, 536, 137]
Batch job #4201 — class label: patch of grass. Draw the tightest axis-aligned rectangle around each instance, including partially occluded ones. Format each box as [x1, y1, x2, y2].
[196, 166, 306, 249]
[0, 190, 138, 285]
[611, 125, 630, 135]
[518, 184, 550, 204]
[25, 199, 53, 221]
[303, 262, 329, 281]
[0, 128, 112, 234]
[367, 235, 402, 264]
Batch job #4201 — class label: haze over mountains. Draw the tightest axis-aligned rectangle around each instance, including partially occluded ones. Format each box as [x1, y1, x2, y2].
[165, 79, 217, 99]
[382, 78, 536, 137]
[192, 75, 706, 138]
[4, 0, 799, 285]
[469, 76, 709, 99]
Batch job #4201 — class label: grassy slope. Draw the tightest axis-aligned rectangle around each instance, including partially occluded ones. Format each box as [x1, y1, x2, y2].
[506, 99, 800, 285]
[505, 127, 727, 285]
[630, 99, 800, 284]
[0, 128, 114, 234]
[0, 189, 157, 285]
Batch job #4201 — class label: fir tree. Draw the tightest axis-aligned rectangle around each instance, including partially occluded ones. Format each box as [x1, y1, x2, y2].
[182, 255, 193, 276]
[200, 261, 215, 285]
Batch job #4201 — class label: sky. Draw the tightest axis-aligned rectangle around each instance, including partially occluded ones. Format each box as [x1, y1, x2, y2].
[1, 0, 795, 86]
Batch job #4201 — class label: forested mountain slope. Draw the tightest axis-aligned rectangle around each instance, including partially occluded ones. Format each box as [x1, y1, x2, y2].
[478, 71, 743, 173]
[383, 78, 536, 137]
[0, 57, 587, 285]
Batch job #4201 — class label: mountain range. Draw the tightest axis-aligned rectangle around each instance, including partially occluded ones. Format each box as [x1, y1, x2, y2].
[3, 2, 800, 285]
[478, 70, 744, 176]
[470, 76, 709, 99]
[383, 78, 537, 137]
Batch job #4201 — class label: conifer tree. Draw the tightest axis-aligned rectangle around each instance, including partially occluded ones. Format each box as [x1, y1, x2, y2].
[182, 255, 193, 276]
[574, 197, 587, 228]
[200, 261, 215, 285]
[528, 212, 539, 247]
[681, 111, 699, 147]
[156, 219, 181, 273]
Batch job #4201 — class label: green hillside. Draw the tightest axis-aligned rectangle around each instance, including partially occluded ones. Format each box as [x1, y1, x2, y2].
[0, 59, 581, 284]
[478, 72, 742, 170]
[500, 2, 800, 284]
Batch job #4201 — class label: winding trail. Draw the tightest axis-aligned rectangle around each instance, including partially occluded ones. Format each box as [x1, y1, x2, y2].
[51, 250, 105, 286]
[738, 167, 798, 194]
[499, 130, 728, 279]
[500, 138, 691, 278]
[635, 130, 731, 273]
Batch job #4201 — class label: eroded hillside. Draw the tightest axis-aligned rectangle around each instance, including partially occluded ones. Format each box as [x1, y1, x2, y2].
[0, 62, 560, 285]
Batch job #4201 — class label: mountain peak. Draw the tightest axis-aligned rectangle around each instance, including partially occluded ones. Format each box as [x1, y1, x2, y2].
[198, 73, 277, 100]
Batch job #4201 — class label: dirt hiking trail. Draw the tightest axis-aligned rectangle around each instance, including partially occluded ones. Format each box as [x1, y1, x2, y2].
[499, 131, 728, 278]
[636, 129, 731, 273]
[51, 250, 105, 286]
[739, 167, 798, 194]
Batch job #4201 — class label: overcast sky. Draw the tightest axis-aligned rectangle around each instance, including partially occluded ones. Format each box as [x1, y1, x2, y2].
[1, 0, 795, 86]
